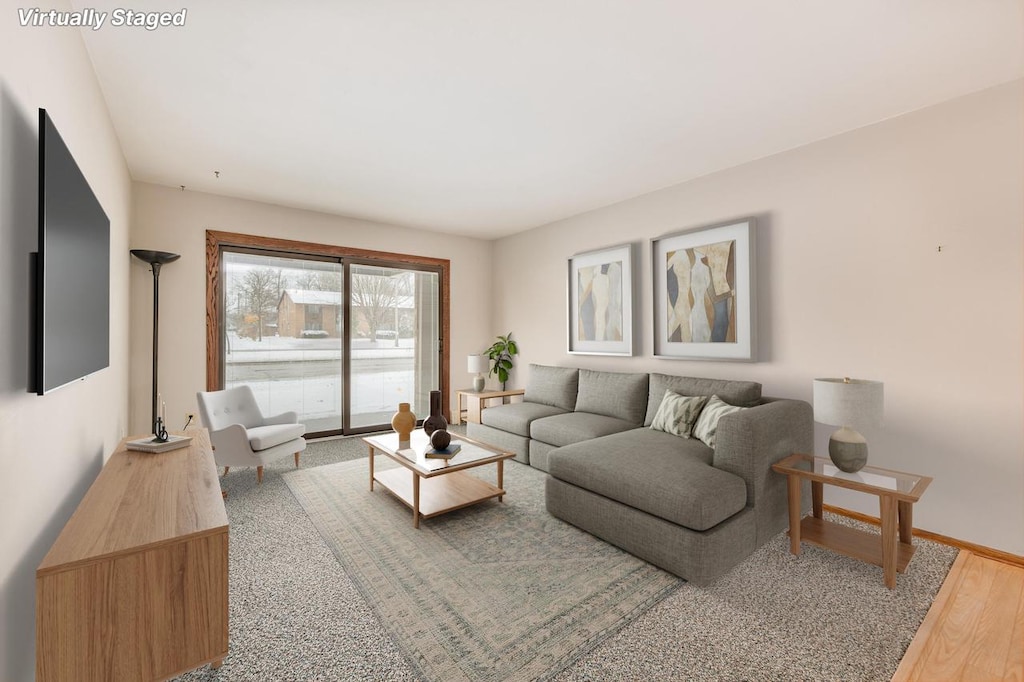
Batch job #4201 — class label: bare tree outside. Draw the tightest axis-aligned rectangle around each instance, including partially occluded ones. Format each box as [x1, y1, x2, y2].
[240, 267, 280, 341]
[295, 270, 342, 293]
[351, 271, 395, 341]
[351, 269, 412, 345]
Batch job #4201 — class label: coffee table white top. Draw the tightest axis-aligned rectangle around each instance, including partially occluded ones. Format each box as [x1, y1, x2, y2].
[364, 429, 513, 475]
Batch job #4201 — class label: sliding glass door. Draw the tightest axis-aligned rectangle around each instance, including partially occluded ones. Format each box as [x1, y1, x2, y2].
[213, 238, 446, 438]
[349, 264, 440, 429]
[222, 252, 344, 433]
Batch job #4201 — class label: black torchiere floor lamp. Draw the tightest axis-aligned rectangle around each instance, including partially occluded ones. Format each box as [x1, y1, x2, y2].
[131, 249, 180, 441]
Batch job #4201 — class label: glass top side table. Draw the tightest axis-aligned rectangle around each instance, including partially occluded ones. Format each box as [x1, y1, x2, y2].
[772, 453, 933, 589]
[452, 388, 525, 425]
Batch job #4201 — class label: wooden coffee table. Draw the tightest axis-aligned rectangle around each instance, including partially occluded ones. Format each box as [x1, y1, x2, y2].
[364, 429, 514, 528]
[772, 453, 932, 589]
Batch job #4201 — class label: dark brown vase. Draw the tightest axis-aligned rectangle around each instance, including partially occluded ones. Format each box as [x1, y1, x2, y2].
[422, 390, 447, 436]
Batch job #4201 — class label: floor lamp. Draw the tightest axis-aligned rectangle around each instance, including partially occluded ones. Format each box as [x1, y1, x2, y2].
[131, 249, 180, 440]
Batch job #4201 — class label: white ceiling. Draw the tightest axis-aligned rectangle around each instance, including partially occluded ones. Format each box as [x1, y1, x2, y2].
[75, 1, 1023, 239]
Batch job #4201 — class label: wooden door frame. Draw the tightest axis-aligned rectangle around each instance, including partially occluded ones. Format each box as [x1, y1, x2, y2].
[205, 230, 451, 426]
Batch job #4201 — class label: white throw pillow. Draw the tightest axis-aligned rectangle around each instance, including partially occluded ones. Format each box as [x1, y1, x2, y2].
[649, 391, 708, 438]
[692, 395, 747, 448]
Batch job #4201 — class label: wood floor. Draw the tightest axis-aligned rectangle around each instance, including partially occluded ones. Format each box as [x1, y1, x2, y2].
[893, 551, 1024, 681]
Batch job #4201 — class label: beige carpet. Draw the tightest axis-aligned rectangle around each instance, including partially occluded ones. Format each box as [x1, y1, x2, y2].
[284, 457, 681, 681]
[284, 454, 957, 681]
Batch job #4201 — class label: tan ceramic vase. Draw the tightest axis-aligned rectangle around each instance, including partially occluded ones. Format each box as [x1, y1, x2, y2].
[391, 403, 416, 443]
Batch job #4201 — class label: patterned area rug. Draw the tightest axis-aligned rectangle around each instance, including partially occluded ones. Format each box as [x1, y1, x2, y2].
[283, 458, 681, 681]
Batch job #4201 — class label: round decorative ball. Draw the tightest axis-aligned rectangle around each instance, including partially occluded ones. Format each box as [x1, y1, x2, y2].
[430, 429, 451, 450]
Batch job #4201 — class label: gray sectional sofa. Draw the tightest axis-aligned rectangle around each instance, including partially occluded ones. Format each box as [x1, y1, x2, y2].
[467, 364, 812, 584]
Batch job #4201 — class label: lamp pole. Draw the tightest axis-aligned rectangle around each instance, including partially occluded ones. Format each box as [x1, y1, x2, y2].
[131, 249, 180, 434]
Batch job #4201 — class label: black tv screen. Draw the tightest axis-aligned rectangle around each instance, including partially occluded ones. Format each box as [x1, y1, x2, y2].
[35, 108, 110, 394]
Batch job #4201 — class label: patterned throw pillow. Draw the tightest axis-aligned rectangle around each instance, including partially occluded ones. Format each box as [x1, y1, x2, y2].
[692, 395, 747, 449]
[649, 391, 709, 438]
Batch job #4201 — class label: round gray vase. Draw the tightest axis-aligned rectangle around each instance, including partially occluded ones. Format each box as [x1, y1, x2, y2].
[828, 431, 868, 473]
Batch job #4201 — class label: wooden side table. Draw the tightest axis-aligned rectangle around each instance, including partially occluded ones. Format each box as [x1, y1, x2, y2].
[452, 388, 525, 425]
[771, 453, 932, 589]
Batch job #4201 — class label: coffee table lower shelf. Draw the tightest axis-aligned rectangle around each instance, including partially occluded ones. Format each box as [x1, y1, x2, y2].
[373, 468, 505, 522]
[800, 516, 916, 573]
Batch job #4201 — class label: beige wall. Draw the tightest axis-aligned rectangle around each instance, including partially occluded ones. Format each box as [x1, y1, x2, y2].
[0, 21, 1018, 681]
[0, 5, 133, 680]
[129, 183, 494, 435]
[492, 80, 1024, 555]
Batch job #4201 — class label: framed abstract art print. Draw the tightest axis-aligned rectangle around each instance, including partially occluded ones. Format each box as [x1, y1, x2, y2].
[652, 218, 756, 361]
[567, 243, 635, 356]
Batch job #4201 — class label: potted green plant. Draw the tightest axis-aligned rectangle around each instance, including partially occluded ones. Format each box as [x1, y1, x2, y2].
[486, 332, 518, 390]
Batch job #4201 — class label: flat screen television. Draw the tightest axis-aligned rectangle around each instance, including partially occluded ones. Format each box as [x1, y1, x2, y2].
[35, 108, 110, 394]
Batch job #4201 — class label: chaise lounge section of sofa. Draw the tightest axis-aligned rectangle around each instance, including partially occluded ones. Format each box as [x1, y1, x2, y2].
[467, 364, 812, 584]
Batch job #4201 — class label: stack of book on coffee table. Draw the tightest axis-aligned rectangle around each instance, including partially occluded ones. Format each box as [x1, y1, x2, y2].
[425, 443, 461, 459]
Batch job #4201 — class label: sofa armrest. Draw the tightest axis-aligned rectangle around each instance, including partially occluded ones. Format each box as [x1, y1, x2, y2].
[713, 398, 813, 508]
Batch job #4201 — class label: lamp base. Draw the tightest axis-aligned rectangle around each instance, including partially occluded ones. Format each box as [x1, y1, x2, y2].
[472, 375, 485, 392]
[828, 426, 868, 473]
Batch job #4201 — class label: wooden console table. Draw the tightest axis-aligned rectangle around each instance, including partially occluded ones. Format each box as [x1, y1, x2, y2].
[772, 453, 931, 590]
[36, 429, 229, 681]
[452, 388, 525, 425]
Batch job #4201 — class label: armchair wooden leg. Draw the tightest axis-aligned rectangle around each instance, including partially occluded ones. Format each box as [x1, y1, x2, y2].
[294, 452, 301, 468]
[256, 466, 264, 485]
[222, 467, 229, 477]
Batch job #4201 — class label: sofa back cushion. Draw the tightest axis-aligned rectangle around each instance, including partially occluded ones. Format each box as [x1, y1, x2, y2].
[525, 364, 579, 411]
[644, 373, 762, 426]
[574, 369, 649, 424]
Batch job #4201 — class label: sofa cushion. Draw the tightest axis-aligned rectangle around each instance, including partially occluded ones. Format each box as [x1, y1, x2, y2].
[531, 412, 637, 448]
[649, 391, 709, 438]
[247, 423, 305, 451]
[693, 395, 748, 449]
[574, 369, 649, 424]
[480, 402, 568, 438]
[524, 364, 580, 411]
[644, 373, 762, 426]
[547, 428, 746, 531]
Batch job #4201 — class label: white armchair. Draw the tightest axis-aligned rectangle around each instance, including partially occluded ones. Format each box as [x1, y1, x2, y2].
[196, 385, 307, 484]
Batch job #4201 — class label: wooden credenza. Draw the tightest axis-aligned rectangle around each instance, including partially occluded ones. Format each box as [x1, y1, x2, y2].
[36, 429, 229, 681]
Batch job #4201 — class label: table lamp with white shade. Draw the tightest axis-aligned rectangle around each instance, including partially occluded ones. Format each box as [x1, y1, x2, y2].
[468, 354, 489, 392]
[812, 377, 884, 473]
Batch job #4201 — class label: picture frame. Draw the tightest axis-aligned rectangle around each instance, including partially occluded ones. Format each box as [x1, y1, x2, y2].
[652, 218, 756, 361]
[567, 243, 635, 356]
